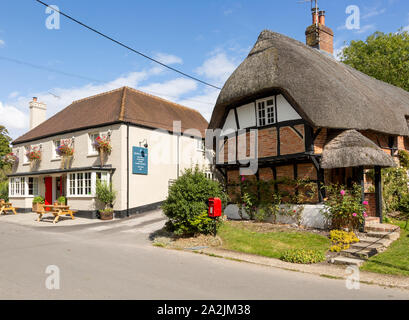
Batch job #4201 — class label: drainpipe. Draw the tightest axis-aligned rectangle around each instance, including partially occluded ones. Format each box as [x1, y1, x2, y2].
[177, 135, 180, 179]
[127, 123, 130, 217]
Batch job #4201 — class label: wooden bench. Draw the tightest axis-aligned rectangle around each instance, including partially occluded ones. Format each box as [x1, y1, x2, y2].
[0, 200, 17, 215]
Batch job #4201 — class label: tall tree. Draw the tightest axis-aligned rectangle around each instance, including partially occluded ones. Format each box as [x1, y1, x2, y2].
[0, 126, 12, 167]
[340, 29, 409, 92]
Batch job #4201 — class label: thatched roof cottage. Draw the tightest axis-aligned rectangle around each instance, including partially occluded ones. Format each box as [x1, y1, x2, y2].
[209, 9, 409, 224]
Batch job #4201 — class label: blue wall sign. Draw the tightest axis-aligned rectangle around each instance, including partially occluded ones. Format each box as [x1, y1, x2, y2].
[132, 147, 148, 175]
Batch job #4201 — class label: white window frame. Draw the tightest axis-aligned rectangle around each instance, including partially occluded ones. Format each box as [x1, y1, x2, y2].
[9, 177, 27, 197]
[67, 171, 109, 198]
[256, 96, 276, 127]
[52, 140, 61, 160]
[23, 146, 30, 164]
[88, 132, 100, 156]
[196, 139, 205, 152]
[27, 177, 39, 196]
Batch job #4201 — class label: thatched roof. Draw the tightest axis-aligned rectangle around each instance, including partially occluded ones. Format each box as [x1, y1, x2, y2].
[320, 130, 396, 169]
[209, 30, 409, 136]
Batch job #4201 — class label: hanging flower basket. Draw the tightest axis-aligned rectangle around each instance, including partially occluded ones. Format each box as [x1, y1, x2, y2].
[56, 143, 74, 169]
[3, 153, 19, 166]
[93, 136, 112, 166]
[27, 148, 41, 169]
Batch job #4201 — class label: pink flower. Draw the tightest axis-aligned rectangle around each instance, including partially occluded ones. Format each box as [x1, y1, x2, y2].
[340, 190, 346, 196]
[352, 213, 357, 217]
[241, 176, 245, 182]
[363, 212, 368, 218]
[363, 201, 369, 205]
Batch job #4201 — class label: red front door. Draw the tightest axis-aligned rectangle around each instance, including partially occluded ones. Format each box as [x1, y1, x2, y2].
[44, 177, 52, 210]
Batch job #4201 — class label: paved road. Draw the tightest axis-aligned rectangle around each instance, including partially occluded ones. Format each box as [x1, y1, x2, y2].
[0, 210, 408, 300]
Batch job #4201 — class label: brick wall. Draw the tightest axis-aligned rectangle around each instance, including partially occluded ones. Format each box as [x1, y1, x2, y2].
[280, 125, 305, 155]
[364, 193, 377, 217]
[314, 128, 327, 154]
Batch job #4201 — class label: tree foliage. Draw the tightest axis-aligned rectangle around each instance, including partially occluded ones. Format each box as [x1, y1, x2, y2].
[0, 126, 11, 168]
[340, 30, 409, 92]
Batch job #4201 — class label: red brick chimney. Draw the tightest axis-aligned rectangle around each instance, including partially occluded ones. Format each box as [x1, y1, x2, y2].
[305, 8, 334, 54]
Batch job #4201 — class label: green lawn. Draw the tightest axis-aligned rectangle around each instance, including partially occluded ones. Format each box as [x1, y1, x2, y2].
[218, 222, 331, 259]
[361, 220, 409, 277]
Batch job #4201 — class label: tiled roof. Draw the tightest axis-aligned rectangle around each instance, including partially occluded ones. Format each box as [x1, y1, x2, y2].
[14, 87, 208, 144]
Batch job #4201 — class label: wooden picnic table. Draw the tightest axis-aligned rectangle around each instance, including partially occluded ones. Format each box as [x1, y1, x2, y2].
[0, 202, 17, 215]
[38, 205, 76, 224]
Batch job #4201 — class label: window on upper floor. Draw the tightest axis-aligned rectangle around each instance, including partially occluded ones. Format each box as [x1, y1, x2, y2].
[256, 97, 275, 127]
[88, 133, 99, 155]
[53, 140, 61, 159]
[23, 146, 30, 164]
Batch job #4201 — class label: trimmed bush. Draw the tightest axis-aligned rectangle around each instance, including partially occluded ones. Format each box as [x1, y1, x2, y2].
[162, 166, 227, 236]
[280, 249, 326, 264]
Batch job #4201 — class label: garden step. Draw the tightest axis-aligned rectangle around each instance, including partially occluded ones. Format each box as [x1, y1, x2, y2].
[364, 231, 400, 240]
[349, 242, 384, 250]
[330, 256, 365, 267]
[365, 224, 400, 233]
[365, 217, 380, 223]
[358, 236, 392, 246]
[340, 247, 377, 259]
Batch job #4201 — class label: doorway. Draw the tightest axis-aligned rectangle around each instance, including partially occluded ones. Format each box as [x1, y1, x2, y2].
[44, 177, 52, 210]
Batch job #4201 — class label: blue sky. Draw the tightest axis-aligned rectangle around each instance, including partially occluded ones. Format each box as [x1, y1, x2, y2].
[1, 0, 408, 139]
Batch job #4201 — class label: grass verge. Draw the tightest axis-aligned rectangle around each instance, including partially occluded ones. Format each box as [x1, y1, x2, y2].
[217, 221, 330, 260]
[361, 220, 409, 277]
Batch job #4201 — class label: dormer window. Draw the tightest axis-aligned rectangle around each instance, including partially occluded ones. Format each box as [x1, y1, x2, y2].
[257, 97, 275, 127]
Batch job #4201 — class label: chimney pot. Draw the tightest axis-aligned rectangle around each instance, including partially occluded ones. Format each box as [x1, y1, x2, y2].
[33, 97, 37, 102]
[319, 10, 326, 25]
[311, 7, 319, 25]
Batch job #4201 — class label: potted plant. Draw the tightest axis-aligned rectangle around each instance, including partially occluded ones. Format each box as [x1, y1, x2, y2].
[96, 179, 116, 220]
[93, 136, 112, 166]
[56, 143, 74, 169]
[32, 196, 45, 212]
[57, 196, 66, 206]
[3, 153, 19, 167]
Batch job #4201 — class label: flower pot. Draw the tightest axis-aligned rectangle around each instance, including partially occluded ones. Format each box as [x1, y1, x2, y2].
[99, 210, 113, 220]
[32, 203, 41, 212]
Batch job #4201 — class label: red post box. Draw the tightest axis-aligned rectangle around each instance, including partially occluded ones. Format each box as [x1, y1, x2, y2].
[208, 198, 222, 218]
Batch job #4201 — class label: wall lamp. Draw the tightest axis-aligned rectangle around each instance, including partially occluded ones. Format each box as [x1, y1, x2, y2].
[139, 139, 148, 148]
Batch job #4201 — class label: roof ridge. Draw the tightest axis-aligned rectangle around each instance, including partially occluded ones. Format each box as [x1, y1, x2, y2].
[118, 87, 127, 121]
[71, 87, 124, 105]
[124, 86, 204, 116]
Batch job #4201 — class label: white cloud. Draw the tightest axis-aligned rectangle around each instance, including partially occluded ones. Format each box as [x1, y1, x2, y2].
[8, 91, 19, 99]
[0, 40, 4, 47]
[362, 8, 386, 19]
[355, 24, 376, 34]
[178, 88, 219, 121]
[154, 53, 183, 65]
[0, 102, 28, 130]
[403, 25, 409, 32]
[139, 78, 197, 100]
[195, 51, 238, 85]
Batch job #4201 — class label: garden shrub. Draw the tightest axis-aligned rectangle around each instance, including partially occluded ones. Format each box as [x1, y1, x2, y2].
[96, 179, 116, 210]
[329, 230, 359, 252]
[382, 167, 409, 214]
[162, 167, 227, 236]
[0, 180, 8, 202]
[322, 183, 366, 230]
[398, 150, 409, 169]
[280, 249, 326, 264]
